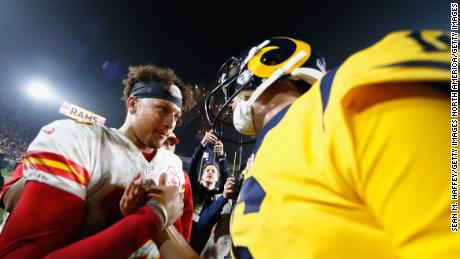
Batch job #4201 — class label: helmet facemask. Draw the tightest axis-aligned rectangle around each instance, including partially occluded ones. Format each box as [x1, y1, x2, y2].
[205, 37, 327, 142]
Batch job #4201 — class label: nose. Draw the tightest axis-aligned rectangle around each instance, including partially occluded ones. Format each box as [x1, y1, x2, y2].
[230, 99, 237, 111]
[164, 112, 176, 130]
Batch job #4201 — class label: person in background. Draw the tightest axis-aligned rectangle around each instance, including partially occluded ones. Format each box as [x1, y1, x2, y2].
[161, 133, 193, 242]
[162, 132, 179, 153]
[195, 176, 235, 257]
[188, 131, 231, 253]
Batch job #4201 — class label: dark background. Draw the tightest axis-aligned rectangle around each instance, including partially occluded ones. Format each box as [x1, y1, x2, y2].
[0, 0, 450, 159]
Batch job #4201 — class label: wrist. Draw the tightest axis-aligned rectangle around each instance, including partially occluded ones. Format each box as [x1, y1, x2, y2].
[130, 206, 165, 247]
[223, 191, 231, 200]
[146, 200, 169, 230]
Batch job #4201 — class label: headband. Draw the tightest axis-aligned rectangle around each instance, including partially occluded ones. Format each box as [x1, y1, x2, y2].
[131, 81, 182, 109]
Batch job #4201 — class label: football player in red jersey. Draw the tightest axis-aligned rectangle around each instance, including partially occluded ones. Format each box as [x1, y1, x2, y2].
[0, 64, 195, 258]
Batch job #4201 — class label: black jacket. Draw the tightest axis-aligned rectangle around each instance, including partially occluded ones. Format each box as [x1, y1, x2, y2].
[188, 143, 230, 253]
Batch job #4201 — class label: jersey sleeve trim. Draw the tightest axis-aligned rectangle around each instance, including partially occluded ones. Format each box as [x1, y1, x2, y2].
[24, 168, 86, 200]
[23, 151, 90, 186]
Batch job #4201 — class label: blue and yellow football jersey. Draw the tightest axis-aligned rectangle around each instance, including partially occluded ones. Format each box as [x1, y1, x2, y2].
[230, 30, 455, 258]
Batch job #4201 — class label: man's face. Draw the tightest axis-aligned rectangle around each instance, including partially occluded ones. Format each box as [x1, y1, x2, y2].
[230, 90, 253, 112]
[162, 138, 176, 153]
[130, 98, 181, 149]
[201, 164, 219, 187]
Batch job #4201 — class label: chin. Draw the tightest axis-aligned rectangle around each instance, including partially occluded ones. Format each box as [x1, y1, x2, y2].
[147, 139, 162, 149]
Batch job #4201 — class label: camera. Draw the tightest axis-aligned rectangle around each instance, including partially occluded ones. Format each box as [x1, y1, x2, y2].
[230, 173, 244, 201]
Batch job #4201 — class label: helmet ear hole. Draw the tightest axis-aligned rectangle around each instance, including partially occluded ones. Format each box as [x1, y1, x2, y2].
[261, 49, 283, 65]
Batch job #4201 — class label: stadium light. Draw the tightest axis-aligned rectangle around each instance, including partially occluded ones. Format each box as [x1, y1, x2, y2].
[25, 80, 59, 102]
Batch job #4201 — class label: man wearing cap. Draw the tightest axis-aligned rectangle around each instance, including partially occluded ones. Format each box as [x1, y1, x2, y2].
[0, 64, 194, 258]
[160, 133, 193, 243]
[162, 132, 180, 153]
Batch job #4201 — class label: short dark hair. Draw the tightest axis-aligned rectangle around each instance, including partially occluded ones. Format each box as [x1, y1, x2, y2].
[122, 64, 196, 125]
[122, 64, 194, 113]
[202, 162, 220, 173]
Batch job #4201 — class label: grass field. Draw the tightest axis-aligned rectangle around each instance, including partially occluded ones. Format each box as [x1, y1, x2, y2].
[0, 171, 12, 224]
[2, 171, 12, 182]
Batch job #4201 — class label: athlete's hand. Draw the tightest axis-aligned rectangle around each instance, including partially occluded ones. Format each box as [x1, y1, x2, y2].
[120, 173, 147, 217]
[146, 173, 184, 226]
[214, 140, 224, 156]
[120, 174, 184, 227]
[223, 177, 235, 199]
[201, 131, 218, 147]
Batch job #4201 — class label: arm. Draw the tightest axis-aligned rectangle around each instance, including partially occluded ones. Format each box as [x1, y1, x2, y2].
[181, 172, 194, 242]
[189, 132, 219, 193]
[0, 181, 163, 259]
[188, 144, 206, 193]
[198, 177, 234, 233]
[190, 196, 227, 254]
[191, 177, 234, 253]
[120, 172, 191, 258]
[217, 156, 230, 191]
[195, 196, 226, 233]
[0, 161, 24, 211]
[45, 206, 162, 259]
[155, 225, 201, 259]
[214, 141, 231, 191]
[1, 178, 24, 212]
[0, 121, 167, 258]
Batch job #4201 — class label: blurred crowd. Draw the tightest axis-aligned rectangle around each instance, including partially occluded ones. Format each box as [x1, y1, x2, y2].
[0, 95, 57, 168]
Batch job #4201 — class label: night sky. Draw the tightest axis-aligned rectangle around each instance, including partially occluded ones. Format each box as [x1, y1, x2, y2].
[0, 0, 450, 157]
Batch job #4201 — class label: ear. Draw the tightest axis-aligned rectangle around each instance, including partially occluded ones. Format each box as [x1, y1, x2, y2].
[126, 96, 138, 114]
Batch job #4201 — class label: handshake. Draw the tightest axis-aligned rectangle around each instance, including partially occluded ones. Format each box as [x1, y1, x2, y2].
[200, 131, 224, 156]
[119, 173, 184, 230]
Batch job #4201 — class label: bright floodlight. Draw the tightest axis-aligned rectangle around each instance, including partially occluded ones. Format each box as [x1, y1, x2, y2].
[26, 80, 58, 102]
